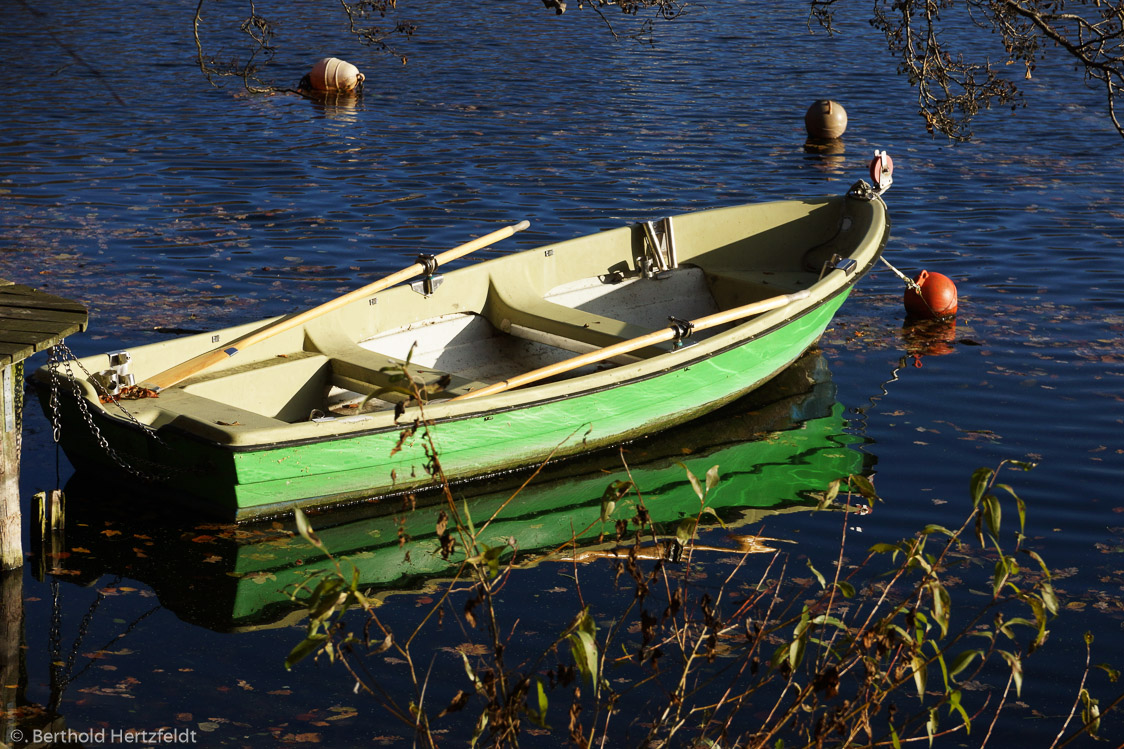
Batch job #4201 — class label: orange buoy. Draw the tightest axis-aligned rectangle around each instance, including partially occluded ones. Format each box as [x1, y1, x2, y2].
[904, 270, 958, 319]
[306, 57, 365, 93]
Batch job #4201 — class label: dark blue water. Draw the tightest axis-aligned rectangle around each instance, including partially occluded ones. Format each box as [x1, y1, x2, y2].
[3, 0, 1123, 745]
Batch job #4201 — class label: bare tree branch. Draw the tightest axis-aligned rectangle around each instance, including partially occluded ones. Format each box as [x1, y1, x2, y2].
[193, 0, 281, 93]
[811, 0, 1124, 140]
[337, 0, 416, 63]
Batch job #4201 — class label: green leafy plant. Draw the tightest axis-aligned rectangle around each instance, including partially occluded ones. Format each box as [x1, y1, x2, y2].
[281, 364, 1117, 747]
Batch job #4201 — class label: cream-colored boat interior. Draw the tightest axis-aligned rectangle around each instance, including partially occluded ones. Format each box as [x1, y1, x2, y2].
[74, 196, 881, 435]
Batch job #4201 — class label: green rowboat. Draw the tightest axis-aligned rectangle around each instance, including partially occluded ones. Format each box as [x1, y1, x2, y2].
[34, 180, 889, 520]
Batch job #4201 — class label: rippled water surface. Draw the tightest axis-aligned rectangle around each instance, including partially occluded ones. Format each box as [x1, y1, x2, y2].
[3, 0, 1123, 745]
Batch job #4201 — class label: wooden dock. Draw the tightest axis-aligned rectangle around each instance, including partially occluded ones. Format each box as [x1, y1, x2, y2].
[0, 280, 88, 570]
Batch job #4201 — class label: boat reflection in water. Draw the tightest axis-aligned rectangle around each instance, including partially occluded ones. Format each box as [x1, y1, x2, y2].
[46, 351, 872, 632]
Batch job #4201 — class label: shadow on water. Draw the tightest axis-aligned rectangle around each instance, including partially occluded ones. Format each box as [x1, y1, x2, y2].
[33, 351, 872, 633]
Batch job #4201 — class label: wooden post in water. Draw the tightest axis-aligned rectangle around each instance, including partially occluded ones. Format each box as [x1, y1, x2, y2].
[1, 567, 23, 734]
[1, 361, 25, 570]
[0, 280, 87, 571]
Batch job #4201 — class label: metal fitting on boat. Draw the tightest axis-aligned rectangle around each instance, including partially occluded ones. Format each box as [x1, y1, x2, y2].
[667, 316, 695, 346]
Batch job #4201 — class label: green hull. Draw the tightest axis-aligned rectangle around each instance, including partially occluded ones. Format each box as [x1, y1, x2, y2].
[227, 292, 845, 513]
[34, 188, 888, 519]
[52, 352, 870, 631]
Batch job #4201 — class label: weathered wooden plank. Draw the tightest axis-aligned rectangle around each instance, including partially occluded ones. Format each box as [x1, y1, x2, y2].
[0, 306, 89, 326]
[0, 341, 30, 357]
[0, 335, 77, 356]
[0, 317, 81, 335]
[0, 292, 89, 314]
[0, 280, 88, 372]
[0, 280, 86, 296]
[0, 329, 71, 346]
[0, 340, 33, 365]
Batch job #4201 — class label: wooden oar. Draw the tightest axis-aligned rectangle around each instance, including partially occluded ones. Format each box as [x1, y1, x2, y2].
[143, 220, 530, 391]
[452, 288, 812, 402]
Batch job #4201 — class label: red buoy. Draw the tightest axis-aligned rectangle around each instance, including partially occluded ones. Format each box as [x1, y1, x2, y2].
[904, 270, 958, 319]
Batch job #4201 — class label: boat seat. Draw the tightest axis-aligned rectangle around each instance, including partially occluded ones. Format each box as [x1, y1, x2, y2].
[484, 279, 672, 359]
[305, 326, 484, 401]
[155, 389, 294, 435]
[177, 351, 335, 423]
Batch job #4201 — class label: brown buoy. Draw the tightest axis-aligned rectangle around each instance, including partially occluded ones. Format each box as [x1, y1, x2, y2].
[804, 100, 848, 140]
[904, 270, 958, 319]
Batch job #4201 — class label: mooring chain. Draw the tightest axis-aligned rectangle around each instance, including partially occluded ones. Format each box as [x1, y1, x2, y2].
[46, 342, 181, 483]
[48, 578, 63, 707]
[46, 573, 161, 711]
